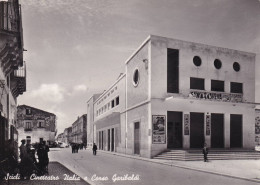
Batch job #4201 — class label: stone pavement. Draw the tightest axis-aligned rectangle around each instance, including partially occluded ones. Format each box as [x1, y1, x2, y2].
[2, 162, 90, 185]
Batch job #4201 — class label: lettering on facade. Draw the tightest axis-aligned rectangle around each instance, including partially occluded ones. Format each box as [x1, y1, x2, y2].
[184, 114, 189, 135]
[189, 91, 243, 103]
[152, 115, 166, 144]
[206, 115, 211, 136]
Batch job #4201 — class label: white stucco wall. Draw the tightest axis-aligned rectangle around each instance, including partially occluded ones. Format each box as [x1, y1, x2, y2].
[150, 35, 255, 102]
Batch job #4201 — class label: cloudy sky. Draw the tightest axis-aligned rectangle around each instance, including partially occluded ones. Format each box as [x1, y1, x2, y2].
[17, 0, 260, 134]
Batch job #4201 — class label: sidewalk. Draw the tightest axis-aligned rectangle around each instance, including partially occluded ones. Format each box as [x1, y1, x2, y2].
[3, 162, 90, 185]
[95, 149, 260, 183]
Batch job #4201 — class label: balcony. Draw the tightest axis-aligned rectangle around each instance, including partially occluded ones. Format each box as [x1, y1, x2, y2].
[10, 61, 26, 97]
[188, 90, 243, 103]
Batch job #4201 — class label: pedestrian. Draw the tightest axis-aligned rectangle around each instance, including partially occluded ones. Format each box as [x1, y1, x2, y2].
[92, 143, 97, 155]
[37, 141, 45, 172]
[37, 140, 49, 174]
[42, 141, 50, 174]
[202, 143, 208, 162]
[19, 139, 27, 179]
[75, 144, 78, 153]
[71, 143, 74, 153]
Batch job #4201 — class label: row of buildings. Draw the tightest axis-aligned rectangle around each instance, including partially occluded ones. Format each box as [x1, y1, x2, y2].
[57, 34, 259, 158]
[0, 0, 57, 160]
[57, 114, 87, 145]
[0, 0, 27, 159]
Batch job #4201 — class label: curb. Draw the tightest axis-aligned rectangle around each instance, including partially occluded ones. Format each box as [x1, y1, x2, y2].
[93, 149, 260, 184]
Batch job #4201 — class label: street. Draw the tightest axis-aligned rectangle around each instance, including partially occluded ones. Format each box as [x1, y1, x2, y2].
[49, 148, 260, 185]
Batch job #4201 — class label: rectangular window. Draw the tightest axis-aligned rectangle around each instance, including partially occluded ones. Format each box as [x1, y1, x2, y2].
[25, 122, 31, 129]
[116, 96, 119, 106]
[231, 82, 243, 93]
[38, 121, 44, 128]
[211, 80, 224, 92]
[190, 78, 205, 90]
[111, 100, 115, 108]
[26, 108, 31, 115]
[167, 48, 179, 93]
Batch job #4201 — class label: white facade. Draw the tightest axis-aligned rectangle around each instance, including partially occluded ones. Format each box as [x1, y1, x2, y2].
[90, 35, 257, 158]
[93, 74, 126, 152]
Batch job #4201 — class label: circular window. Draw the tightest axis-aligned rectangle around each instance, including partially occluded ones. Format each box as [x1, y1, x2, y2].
[133, 69, 139, 87]
[193, 56, 202, 66]
[233, 62, 240, 72]
[214, 59, 222, 69]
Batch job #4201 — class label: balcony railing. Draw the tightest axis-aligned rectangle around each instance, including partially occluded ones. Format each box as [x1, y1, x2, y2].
[14, 62, 26, 77]
[189, 90, 243, 103]
[0, 1, 21, 33]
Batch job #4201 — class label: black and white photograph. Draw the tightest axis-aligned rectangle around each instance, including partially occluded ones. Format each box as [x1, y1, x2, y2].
[0, 0, 260, 184]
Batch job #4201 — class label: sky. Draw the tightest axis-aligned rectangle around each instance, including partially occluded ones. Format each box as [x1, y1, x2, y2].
[17, 0, 260, 135]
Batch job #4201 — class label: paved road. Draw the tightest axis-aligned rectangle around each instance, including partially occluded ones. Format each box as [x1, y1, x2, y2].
[49, 148, 260, 185]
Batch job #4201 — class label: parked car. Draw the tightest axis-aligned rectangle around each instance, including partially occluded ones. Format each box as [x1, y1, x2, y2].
[58, 142, 69, 148]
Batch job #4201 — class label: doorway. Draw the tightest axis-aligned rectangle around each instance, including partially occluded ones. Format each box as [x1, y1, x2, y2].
[111, 128, 114, 152]
[167, 111, 183, 148]
[211, 113, 224, 148]
[134, 122, 140, 154]
[108, 129, 110, 151]
[190, 112, 204, 148]
[230, 114, 242, 148]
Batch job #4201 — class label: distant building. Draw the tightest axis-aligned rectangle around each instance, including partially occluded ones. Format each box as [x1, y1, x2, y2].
[63, 127, 70, 144]
[0, 0, 26, 159]
[67, 126, 72, 144]
[17, 105, 57, 145]
[57, 133, 65, 143]
[71, 114, 87, 144]
[87, 94, 101, 147]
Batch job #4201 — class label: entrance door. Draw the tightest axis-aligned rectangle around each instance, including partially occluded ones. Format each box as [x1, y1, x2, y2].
[108, 129, 110, 151]
[134, 122, 140, 154]
[111, 128, 114, 152]
[211, 114, 224, 148]
[167, 111, 183, 148]
[230, 114, 242, 148]
[101, 131, 104, 150]
[190, 112, 204, 148]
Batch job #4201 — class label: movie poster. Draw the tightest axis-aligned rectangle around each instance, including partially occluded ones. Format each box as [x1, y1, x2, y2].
[206, 115, 211, 136]
[152, 115, 166, 144]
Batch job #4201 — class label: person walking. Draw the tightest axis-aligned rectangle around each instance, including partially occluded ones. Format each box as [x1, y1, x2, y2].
[42, 141, 50, 174]
[92, 143, 97, 155]
[19, 139, 27, 179]
[202, 143, 208, 162]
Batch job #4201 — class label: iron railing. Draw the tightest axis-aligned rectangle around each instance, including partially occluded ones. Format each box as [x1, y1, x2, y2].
[14, 61, 26, 78]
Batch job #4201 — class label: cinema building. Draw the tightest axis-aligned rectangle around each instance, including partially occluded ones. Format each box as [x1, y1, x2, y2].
[92, 35, 256, 158]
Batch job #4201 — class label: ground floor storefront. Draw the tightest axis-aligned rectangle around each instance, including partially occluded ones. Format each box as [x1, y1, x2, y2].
[93, 100, 256, 158]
